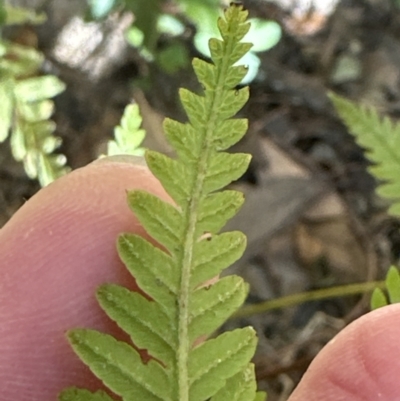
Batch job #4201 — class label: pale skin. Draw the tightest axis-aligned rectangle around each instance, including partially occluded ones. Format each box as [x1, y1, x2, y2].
[1, 158, 400, 401]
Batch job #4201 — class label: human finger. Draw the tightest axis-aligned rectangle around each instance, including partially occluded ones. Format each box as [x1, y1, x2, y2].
[0, 157, 170, 401]
[288, 304, 400, 401]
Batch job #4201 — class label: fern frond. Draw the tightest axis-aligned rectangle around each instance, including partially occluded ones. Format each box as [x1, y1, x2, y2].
[60, 4, 262, 401]
[2, 4, 46, 25]
[330, 93, 400, 216]
[106, 103, 146, 157]
[330, 94, 400, 313]
[0, 39, 68, 186]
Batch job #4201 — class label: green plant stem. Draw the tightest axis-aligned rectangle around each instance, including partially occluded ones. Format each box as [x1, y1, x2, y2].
[232, 280, 386, 319]
[176, 19, 240, 401]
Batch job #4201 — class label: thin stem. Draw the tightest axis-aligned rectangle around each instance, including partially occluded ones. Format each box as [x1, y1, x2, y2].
[232, 280, 385, 319]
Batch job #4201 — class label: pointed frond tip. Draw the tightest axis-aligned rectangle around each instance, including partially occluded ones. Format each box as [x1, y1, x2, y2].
[330, 93, 400, 217]
[106, 103, 146, 157]
[60, 4, 262, 401]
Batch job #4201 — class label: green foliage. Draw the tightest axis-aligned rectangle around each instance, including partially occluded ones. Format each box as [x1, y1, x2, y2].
[371, 266, 400, 310]
[106, 103, 146, 157]
[193, 12, 281, 84]
[330, 93, 400, 311]
[60, 5, 266, 401]
[330, 93, 400, 217]
[0, 3, 46, 26]
[89, 0, 281, 81]
[0, 4, 68, 186]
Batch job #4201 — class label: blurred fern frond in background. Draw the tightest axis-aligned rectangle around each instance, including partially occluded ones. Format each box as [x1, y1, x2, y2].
[330, 93, 400, 312]
[0, 2, 68, 186]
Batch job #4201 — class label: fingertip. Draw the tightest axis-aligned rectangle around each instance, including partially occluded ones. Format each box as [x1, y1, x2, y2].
[289, 304, 400, 401]
[0, 160, 169, 400]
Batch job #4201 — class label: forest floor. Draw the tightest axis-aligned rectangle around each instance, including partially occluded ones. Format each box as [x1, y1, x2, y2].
[2, 1, 400, 400]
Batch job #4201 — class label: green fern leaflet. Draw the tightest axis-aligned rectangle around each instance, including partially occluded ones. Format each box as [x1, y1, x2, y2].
[330, 93, 400, 217]
[371, 266, 400, 310]
[0, 15, 68, 186]
[60, 5, 265, 401]
[106, 103, 146, 157]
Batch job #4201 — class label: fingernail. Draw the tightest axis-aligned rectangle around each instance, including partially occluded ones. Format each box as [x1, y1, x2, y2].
[91, 155, 147, 167]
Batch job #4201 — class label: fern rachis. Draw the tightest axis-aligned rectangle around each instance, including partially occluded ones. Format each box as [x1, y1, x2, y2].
[59, 5, 265, 401]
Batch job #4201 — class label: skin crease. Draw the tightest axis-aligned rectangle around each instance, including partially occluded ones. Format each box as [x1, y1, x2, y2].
[1, 159, 400, 400]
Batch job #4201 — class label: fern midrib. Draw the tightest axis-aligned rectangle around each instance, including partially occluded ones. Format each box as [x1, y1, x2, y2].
[176, 31, 237, 401]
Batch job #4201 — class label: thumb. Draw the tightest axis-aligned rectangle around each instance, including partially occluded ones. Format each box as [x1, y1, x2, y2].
[288, 304, 400, 401]
[0, 157, 170, 401]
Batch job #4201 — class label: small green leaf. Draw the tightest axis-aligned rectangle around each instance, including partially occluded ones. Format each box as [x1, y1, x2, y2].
[180, 88, 208, 128]
[191, 231, 247, 289]
[369, 164, 400, 181]
[10, 120, 27, 161]
[117, 233, 177, 310]
[218, 11, 249, 42]
[67, 329, 171, 401]
[192, 58, 217, 90]
[213, 119, 248, 151]
[211, 364, 258, 401]
[386, 266, 400, 304]
[0, 78, 14, 142]
[371, 288, 388, 310]
[4, 5, 46, 25]
[163, 118, 200, 161]
[59, 388, 114, 401]
[236, 52, 261, 85]
[203, 152, 251, 194]
[376, 182, 400, 200]
[230, 42, 253, 65]
[189, 275, 248, 342]
[189, 327, 257, 401]
[14, 76, 65, 103]
[145, 151, 192, 207]
[38, 154, 61, 183]
[25, 148, 40, 178]
[17, 99, 54, 122]
[107, 103, 146, 156]
[224, 65, 249, 88]
[389, 202, 400, 216]
[215, 87, 249, 120]
[42, 135, 62, 154]
[196, 190, 245, 235]
[127, 190, 183, 254]
[97, 284, 176, 361]
[254, 391, 267, 401]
